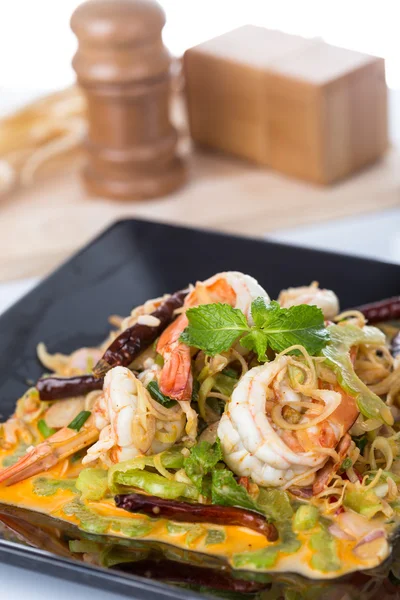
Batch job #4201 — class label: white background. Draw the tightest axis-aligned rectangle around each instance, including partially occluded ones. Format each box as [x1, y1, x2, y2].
[1, 1, 400, 598]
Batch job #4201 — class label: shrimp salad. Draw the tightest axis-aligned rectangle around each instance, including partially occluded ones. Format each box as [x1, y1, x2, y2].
[1, 272, 400, 580]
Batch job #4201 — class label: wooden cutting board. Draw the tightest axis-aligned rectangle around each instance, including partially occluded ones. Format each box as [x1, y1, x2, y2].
[1, 142, 400, 283]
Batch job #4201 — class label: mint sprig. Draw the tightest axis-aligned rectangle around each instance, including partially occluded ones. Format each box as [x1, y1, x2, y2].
[180, 298, 329, 360]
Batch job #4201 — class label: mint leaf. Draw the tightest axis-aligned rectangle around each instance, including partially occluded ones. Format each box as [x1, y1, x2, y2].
[257, 301, 329, 355]
[180, 303, 249, 356]
[241, 329, 269, 362]
[147, 380, 177, 408]
[250, 296, 272, 328]
[179, 298, 329, 359]
[184, 439, 222, 494]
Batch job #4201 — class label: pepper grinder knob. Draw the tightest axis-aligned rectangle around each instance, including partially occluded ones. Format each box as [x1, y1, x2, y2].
[71, 0, 185, 200]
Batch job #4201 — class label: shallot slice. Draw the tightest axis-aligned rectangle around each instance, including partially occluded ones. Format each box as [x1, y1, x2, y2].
[328, 523, 355, 541]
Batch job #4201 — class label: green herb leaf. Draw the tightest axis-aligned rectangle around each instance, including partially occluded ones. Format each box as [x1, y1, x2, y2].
[205, 528, 226, 545]
[64, 499, 152, 538]
[221, 368, 238, 379]
[211, 469, 259, 512]
[213, 373, 238, 396]
[166, 522, 192, 535]
[108, 448, 185, 492]
[341, 457, 352, 470]
[251, 301, 329, 355]
[241, 329, 269, 362]
[68, 410, 91, 431]
[37, 419, 56, 439]
[353, 435, 368, 454]
[184, 439, 222, 494]
[180, 303, 249, 356]
[2, 443, 29, 467]
[343, 487, 383, 519]
[185, 524, 206, 546]
[147, 380, 177, 408]
[76, 468, 109, 501]
[180, 298, 329, 359]
[112, 469, 198, 500]
[310, 529, 340, 572]
[233, 522, 300, 570]
[322, 324, 390, 423]
[33, 477, 77, 497]
[256, 488, 293, 521]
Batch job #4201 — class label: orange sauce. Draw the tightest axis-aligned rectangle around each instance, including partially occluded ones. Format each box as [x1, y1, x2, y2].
[0, 445, 392, 578]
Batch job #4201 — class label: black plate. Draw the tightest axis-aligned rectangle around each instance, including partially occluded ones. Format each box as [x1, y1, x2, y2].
[0, 218, 400, 599]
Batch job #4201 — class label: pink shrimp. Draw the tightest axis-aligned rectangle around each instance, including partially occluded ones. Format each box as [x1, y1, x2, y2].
[156, 272, 270, 401]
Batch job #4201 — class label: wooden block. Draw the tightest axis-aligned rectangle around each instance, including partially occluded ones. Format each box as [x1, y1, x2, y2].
[184, 26, 317, 165]
[266, 42, 388, 183]
[184, 27, 388, 184]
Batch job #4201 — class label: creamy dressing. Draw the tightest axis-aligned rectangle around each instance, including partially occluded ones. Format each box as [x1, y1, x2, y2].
[0, 441, 392, 579]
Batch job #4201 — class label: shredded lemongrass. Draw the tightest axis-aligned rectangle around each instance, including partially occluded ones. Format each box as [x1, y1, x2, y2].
[381, 405, 394, 426]
[315, 476, 345, 498]
[285, 401, 324, 413]
[283, 465, 322, 490]
[315, 447, 341, 462]
[362, 468, 383, 491]
[316, 365, 338, 385]
[206, 391, 230, 403]
[209, 354, 229, 375]
[345, 466, 359, 484]
[155, 429, 179, 444]
[37, 342, 69, 372]
[178, 400, 198, 440]
[271, 392, 341, 431]
[278, 345, 317, 388]
[369, 437, 394, 471]
[350, 416, 382, 435]
[230, 348, 248, 377]
[153, 453, 174, 479]
[59, 458, 70, 478]
[334, 310, 366, 328]
[108, 314, 123, 328]
[381, 499, 394, 518]
[198, 376, 216, 421]
[322, 482, 348, 513]
[369, 370, 399, 396]
[387, 476, 398, 501]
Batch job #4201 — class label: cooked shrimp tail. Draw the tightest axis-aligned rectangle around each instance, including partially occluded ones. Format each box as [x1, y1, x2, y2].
[159, 339, 193, 401]
[0, 424, 99, 486]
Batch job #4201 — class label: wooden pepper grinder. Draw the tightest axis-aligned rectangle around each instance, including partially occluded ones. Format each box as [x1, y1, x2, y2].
[70, 0, 185, 200]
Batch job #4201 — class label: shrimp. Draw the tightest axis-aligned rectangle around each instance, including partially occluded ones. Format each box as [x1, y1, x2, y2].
[0, 419, 99, 486]
[278, 281, 339, 320]
[218, 355, 358, 491]
[157, 272, 270, 400]
[83, 366, 185, 465]
[0, 366, 184, 484]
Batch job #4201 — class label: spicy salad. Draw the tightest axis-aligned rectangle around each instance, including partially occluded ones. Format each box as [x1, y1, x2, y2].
[0, 272, 400, 579]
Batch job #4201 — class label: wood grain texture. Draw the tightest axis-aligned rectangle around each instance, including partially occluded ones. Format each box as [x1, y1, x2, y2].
[184, 27, 388, 184]
[1, 141, 399, 283]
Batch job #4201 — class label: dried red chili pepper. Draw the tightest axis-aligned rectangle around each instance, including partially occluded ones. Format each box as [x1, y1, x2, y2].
[115, 493, 278, 541]
[93, 289, 188, 378]
[36, 374, 103, 400]
[354, 296, 400, 324]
